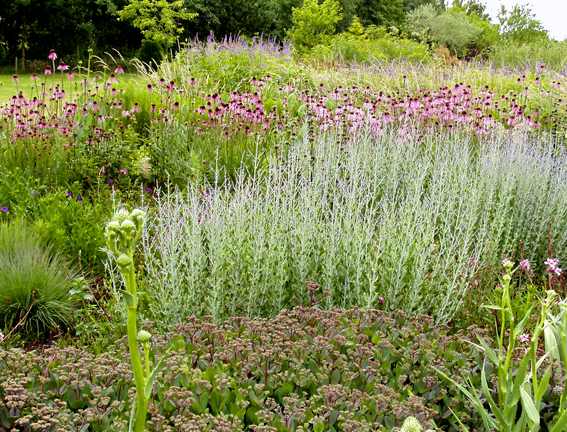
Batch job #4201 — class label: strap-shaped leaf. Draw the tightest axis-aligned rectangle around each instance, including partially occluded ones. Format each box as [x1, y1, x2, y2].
[476, 336, 500, 366]
[513, 305, 536, 339]
[509, 354, 530, 419]
[535, 366, 552, 404]
[544, 320, 560, 359]
[481, 365, 510, 431]
[550, 409, 567, 432]
[520, 387, 540, 425]
[128, 400, 136, 432]
[144, 355, 166, 400]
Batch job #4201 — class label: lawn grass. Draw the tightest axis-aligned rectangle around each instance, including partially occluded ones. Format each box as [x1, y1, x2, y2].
[0, 73, 140, 102]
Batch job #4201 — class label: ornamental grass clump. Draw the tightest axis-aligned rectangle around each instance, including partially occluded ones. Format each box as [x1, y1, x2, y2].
[105, 208, 165, 432]
[0, 221, 78, 341]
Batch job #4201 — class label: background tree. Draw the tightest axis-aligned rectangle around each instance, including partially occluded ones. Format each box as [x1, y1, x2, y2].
[356, 0, 406, 29]
[497, 3, 548, 45]
[287, 0, 343, 52]
[118, 0, 197, 48]
[407, 3, 483, 56]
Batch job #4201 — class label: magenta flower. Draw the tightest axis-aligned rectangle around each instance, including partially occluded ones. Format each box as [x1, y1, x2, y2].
[131, 102, 141, 113]
[48, 50, 57, 60]
[31, 73, 39, 82]
[66, 72, 74, 79]
[119, 169, 127, 175]
[44, 67, 52, 75]
[1, 206, 7, 212]
[147, 84, 153, 92]
[378, 295, 384, 305]
[57, 64, 69, 71]
[115, 66, 124, 74]
[518, 333, 530, 343]
[12, 75, 18, 83]
[519, 259, 531, 273]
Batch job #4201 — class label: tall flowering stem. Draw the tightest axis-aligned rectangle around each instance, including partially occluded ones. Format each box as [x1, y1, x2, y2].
[105, 209, 164, 432]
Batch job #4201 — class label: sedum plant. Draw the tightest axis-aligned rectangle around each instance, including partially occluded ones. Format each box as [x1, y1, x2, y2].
[105, 208, 165, 432]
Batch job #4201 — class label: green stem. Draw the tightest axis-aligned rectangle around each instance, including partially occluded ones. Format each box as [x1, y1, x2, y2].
[125, 261, 147, 432]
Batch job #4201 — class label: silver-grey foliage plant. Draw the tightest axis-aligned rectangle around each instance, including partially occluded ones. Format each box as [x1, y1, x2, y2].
[137, 127, 567, 328]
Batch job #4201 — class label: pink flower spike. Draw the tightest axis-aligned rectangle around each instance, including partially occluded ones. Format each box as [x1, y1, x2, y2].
[519, 259, 531, 273]
[48, 50, 57, 60]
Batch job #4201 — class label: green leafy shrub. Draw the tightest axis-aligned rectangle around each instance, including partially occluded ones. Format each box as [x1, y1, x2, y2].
[0, 222, 78, 340]
[287, 0, 344, 53]
[137, 39, 165, 68]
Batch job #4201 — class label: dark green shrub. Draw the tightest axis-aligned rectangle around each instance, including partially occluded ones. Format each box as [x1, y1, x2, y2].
[0, 222, 79, 340]
[137, 39, 164, 68]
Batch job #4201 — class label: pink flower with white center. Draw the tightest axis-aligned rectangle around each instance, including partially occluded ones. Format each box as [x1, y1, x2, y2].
[48, 50, 57, 60]
[115, 66, 124, 74]
[518, 333, 530, 343]
[519, 259, 531, 273]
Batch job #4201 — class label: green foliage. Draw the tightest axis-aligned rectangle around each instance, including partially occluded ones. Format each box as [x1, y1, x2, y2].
[309, 29, 430, 64]
[356, 0, 406, 29]
[118, 0, 197, 48]
[0, 307, 509, 430]
[287, 0, 343, 52]
[0, 221, 78, 341]
[489, 38, 567, 72]
[137, 38, 165, 67]
[449, 2, 499, 56]
[498, 3, 548, 45]
[407, 4, 483, 56]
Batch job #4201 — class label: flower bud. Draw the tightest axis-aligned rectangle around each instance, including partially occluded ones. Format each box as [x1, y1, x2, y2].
[121, 219, 136, 239]
[114, 208, 130, 223]
[136, 330, 152, 343]
[116, 253, 133, 270]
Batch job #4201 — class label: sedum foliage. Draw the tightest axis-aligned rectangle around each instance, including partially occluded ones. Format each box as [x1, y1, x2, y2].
[0, 307, 538, 431]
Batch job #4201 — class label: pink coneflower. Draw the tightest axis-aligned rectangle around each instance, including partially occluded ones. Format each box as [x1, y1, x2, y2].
[131, 102, 141, 113]
[66, 72, 74, 79]
[44, 67, 52, 75]
[12, 75, 19, 83]
[31, 73, 39, 82]
[147, 84, 153, 92]
[48, 50, 57, 60]
[57, 64, 69, 71]
[114, 66, 124, 74]
[108, 74, 118, 84]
